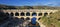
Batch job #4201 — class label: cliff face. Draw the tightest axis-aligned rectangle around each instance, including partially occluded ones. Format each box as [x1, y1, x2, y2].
[0, 4, 60, 9]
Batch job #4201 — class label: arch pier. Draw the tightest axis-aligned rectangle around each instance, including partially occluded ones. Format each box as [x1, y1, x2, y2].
[2, 9, 58, 27]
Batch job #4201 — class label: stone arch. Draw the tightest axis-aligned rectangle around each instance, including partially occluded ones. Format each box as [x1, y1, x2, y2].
[10, 12, 14, 16]
[44, 12, 48, 16]
[38, 17, 41, 21]
[15, 12, 19, 16]
[5, 12, 9, 16]
[38, 13, 42, 16]
[20, 12, 25, 16]
[31, 17, 37, 25]
[15, 17, 19, 19]
[50, 12, 53, 14]
[26, 17, 30, 20]
[26, 12, 30, 16]
[20, 17, 24, 20]
[32, 12, 37, 16]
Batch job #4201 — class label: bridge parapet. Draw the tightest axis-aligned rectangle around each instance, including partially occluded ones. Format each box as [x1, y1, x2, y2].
[2, 9, 58, 12]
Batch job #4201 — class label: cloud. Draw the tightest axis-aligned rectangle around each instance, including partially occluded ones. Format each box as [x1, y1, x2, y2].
[43, 2, 58, 6]
[39, 0, 60, 6]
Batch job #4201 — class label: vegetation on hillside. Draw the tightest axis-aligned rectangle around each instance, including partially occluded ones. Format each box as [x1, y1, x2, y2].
[40, 11, 60, 27]
[0, 4, 60, 10]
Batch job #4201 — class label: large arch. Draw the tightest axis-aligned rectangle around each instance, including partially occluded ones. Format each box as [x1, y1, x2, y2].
[14, 17, 19, 19]
[10, 12, 14, 16]
[44, 12, 48, 16]
[31, 17, 37, 25]
[38, 13, 42, 16]
[20, 17, 24, 20]
[5, 12, 9, 16]
[15, 12, 19, 16]
[20, 12, 25, 16]
[26, 17, 30, 20]
[38, 17, 41, 21]
[50, 12, 53, 14]
[26, 12, 30, 16]
[32, 12, 37, 16]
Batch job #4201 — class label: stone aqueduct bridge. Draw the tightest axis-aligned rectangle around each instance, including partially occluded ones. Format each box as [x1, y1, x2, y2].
[2, 9, 58, 21]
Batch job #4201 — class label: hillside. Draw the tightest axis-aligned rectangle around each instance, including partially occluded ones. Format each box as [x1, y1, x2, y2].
[40, 11, 60, 27]
[0, 4, 60, 9]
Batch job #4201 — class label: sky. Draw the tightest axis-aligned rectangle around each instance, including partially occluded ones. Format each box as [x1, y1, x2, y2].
[0, 0, 60, 6]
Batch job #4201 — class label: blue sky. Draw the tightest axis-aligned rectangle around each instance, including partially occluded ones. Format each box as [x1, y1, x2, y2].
[0, 0, 60, 6]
